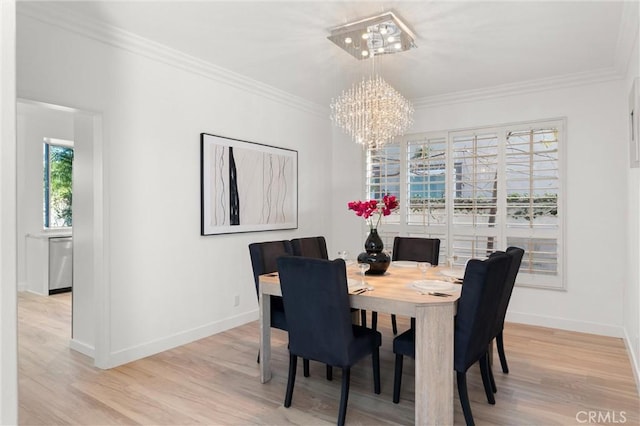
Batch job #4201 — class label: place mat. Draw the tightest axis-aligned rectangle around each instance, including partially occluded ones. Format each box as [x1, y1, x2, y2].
[392, 260, 418, 268]
[439, 269, 463, 280]
[410, 280, 456, 292]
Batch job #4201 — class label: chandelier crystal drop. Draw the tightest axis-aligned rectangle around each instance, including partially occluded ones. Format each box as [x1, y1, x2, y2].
[330, 74, 414, 149]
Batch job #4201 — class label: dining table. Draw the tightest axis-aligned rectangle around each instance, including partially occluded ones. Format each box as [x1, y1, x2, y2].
[258, 261, 463, 425]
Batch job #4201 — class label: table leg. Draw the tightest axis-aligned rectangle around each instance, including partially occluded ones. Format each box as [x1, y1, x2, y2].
[415, 303, 455, 425]
[259, 287, 272, 383]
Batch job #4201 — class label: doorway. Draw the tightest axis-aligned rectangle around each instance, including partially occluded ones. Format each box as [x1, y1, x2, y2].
[16, 99, 104, 361]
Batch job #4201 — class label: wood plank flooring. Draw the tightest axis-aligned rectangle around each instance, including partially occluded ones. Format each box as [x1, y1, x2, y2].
[18, 292, 639, 425]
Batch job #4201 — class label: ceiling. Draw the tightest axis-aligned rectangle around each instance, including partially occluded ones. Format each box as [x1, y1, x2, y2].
[45, 1, 630, 107]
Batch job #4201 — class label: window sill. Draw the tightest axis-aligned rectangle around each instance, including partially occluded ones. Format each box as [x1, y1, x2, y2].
[27, 228, 72, 239]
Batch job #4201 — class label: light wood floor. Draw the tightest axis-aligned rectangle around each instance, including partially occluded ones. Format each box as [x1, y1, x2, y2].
[18, 291, 639, 425]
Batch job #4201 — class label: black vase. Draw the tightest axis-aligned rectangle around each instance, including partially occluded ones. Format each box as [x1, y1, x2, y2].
[357, 228, 390, 275]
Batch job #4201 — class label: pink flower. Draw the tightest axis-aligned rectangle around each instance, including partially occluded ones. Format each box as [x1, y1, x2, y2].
[347, 194, 399, 229]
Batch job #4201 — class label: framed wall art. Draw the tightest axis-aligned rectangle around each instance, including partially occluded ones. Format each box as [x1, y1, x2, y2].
[200, 133, 298, 235]
[630, 77, 639, 168]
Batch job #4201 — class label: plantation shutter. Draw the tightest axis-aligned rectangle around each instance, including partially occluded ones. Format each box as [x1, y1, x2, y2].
[450, 132, 500, 263]
[406, 135, 447, 227]
[505, 127, 561, 278]
[362, 119, 564, 289]
[366, 144, 401, 246]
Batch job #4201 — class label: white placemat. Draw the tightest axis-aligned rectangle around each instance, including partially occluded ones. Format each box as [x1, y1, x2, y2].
[410, 280, 456, 292]
[439, 269, 463, 280]
[392, 260, 418, 268]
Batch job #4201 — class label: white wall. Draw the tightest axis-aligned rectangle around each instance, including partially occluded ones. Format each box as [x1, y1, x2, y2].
[17, 12, 332, 367]
[330, 130, 366, 258]
[624, 8, 640, 387]
[71, 110, 100, 357]
[0, 0, 18, 422]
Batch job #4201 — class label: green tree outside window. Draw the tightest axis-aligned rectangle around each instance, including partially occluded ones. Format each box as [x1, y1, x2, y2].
[44, 142, 73, 228]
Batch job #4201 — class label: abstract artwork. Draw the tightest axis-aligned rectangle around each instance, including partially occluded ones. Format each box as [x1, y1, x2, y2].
[201, 133, 298, 235]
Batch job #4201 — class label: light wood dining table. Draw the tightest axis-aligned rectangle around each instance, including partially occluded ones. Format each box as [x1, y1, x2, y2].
[258, 262, 462, 425]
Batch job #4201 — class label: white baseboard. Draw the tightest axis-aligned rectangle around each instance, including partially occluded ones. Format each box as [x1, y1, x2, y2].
[506, 311, 625, 338]
[102, 310, 258, 369]
[623, 328, 640, 395]
[24, 288, 47, 297]
[17, 281, 27, 292]
[69, 338, 95, 358]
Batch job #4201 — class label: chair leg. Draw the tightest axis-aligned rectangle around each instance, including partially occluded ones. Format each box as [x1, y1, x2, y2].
[496, 331, 509, 373]
[360, 310, 367, 327]
[479, 346, 497, 394]
[391, 314, 398, 335]
[457, 371, 475, 426]
[303, 358, 310, 377]
[326, 365, 333, 381]
[284, 354, 297, 408]
[337, 368, 351, 426]
[257, 349, 260, 364]
[479, 353, 496, 404]
[393, 353, 404, 403]
[371, 311, 378, 331]
[488, 346, 497, 393]
[372, 348, 381, 394]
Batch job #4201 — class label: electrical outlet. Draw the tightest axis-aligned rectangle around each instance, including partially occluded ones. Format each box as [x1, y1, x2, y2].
[234, 295, 240, 307]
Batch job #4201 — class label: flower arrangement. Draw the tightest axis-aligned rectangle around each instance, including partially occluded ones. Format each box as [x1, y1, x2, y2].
[347, 195, 399, 230]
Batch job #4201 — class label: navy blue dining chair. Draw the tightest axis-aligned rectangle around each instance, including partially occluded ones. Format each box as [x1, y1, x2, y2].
[392, 253, 511, 426]
[291, 235, 357, 380]
[385, 237, 441, 334]
[277, 256, 381, 426]
[248, 240, 310, 377]
[290, 236, 329, 260]
[489, 246, 525, 375]
[291, 235, 370, 330]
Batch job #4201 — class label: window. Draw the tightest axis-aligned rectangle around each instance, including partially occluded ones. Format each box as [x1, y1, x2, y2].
[364, 119, 564, 289]
[407, 135, 447, 227]
[366, 144, 401, 248]
[44, 138, 74, 228]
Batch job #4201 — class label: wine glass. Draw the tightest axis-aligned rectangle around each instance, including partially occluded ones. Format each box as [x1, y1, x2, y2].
[447, 253, 458, 271]
[417, 262, 431, 280]
[357, 262, 370, 285]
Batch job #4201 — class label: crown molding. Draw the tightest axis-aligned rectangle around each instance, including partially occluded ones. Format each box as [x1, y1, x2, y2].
[17, 2, 328, 118]
[412, 67, 623, 109]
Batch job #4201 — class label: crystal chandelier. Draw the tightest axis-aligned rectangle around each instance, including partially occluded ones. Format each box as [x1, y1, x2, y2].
[328, 12, 416, 149]
[330, 73, 414, 149]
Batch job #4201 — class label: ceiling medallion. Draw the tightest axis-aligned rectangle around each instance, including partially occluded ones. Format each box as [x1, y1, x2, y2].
[328, 12, 416, 149]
